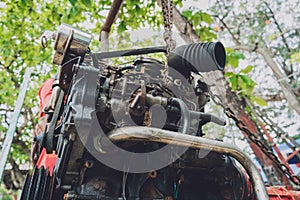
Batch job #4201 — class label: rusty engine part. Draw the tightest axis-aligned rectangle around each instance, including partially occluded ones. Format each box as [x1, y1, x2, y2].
[19, 24, 268, 200]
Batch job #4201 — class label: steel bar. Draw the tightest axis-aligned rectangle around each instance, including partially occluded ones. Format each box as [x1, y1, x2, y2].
[0, 68, 33, 183]
[107, 126, 269, 200]
[99, 0, 124, 61]
[100, 31, 109, 53]
[99, 0, 124, 40]
[95, 46, 167, 60]
[285, 148, 300, 162]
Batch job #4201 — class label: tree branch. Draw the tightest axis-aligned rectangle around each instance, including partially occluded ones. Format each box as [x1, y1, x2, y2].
[171, 2, 200, 43]
[27, 107, 37, 129]
[232, 45, 300, 114]
[13, 138, 31, 159]
[8, 157, 25, 189]
[263, 1, 291, 52]
[256, 87, 300, 102]
[14, 117, 30, 138]
[270, 27, 300, 41]
[0, 108, 15, 112]
[263, 1, 294, 77]
[213, 15, 241, 45]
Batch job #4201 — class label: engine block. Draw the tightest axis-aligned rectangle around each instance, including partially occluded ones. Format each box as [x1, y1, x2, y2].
[19, 24, 268, 200]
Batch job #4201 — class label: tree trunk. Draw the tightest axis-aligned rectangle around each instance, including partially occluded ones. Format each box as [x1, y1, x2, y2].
[233, 46, 300, 115]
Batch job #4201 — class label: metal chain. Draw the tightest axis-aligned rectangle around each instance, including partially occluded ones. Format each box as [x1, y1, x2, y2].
[256, 107, 300, 148]
[161, 0, 175, 85]
[161, 0, 176, 56]
[208, 89, 300, 186]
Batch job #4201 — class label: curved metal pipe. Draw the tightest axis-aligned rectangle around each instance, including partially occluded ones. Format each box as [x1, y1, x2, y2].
[190, 111, 226, 126]
[167, 98, 190, 135]
[107, 126, 269, 200]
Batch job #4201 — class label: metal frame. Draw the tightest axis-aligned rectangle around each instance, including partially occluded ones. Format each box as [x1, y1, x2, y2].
[107, 126, 269, 200]
[0, 68, 32, 183]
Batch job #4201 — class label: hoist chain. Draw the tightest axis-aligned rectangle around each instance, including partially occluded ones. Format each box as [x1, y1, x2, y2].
[257, 107, 300, 148]
[208, 89, 300, 186]
[161, 0, 176, 56]
[161, 0, 175, 85]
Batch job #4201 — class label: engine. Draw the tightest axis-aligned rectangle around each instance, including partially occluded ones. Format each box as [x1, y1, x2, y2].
[19, 24, 262, 200]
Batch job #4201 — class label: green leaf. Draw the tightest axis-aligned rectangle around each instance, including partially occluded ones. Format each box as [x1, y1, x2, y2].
[135, 5, 141, 14]
[252, 96, 268, 106]
[3, 49, 10, 57]
[199, 27, 217, 41]
[229, 75, 238, 90]
[201, 12, 212, 24]
[235, 51, 245, 59]
[291, 52, 300, 64]
[268, 32, 280, 41]
[69, 0, 77, 6]
[193, 13, 201, 26]
[81, 0, 91, 7]
[117, 21, 127, 34]
[182, 10, 192, 19]
[224, 72, 235, 77]
[240, 65, 253, 74]
[226, 49, 246, 68]
[239, 75, 256, 87]
[229, 58, 239, 68]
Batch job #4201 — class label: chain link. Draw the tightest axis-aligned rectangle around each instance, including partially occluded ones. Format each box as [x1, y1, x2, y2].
[256, 107, 300, 150]
[208, 89, 300, 186]
[161, 0, 176, 56]
[161, 0, 175, 85]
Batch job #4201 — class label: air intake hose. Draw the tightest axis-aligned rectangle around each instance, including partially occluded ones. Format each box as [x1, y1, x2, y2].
[167, 42, 226, 78]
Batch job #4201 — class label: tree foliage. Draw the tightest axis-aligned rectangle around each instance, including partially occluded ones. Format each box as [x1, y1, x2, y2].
[211, 0, 300, 111]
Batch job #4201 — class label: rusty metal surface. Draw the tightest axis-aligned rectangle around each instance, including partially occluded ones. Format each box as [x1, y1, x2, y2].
[53, 24, 91, 65]
[99, 0, 124, 38]
[107, 126, 269, 200]
[267, 186, 300, 200]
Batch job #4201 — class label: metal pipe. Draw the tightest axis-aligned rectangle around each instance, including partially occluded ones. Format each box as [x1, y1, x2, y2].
[168, 98, 190, 135]
[285, 148, 300, 162]
[99, 0, 124, 41]
[99, 0, 124, 63]
[0, 68, 32, 183]
[100, 31, 109, 53]
[107, 126, 269, 200]
[95, 46, 167, 60]
[190, 111, 226, 126]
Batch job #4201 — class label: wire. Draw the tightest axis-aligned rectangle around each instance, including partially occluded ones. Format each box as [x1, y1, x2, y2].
[122, 166, 129, 200]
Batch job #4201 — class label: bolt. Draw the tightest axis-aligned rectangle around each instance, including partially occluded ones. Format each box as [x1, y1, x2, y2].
[93, 183, 100, 190]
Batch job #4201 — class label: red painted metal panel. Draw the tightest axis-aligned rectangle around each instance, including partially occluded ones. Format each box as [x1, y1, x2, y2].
[267, 186, 300, 200]
[36, 148, 57, 176]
